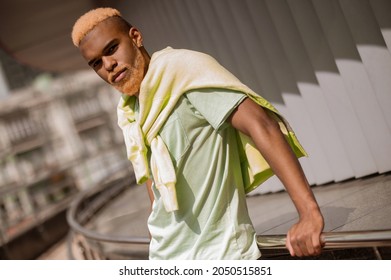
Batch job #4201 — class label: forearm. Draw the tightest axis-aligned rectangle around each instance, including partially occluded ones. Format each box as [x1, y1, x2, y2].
[146, 179, 154, 211]
[250, 122, 320, 217]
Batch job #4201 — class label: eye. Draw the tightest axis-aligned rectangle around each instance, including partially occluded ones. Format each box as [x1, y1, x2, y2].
[106, 44, 118, 55]
[92, 59, 102, 69]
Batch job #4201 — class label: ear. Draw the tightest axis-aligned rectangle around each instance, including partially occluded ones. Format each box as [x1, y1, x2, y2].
[129, 27, 143, 47]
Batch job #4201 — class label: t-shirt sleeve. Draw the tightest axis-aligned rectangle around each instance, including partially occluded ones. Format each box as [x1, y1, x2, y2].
[186, 88, 247, 131]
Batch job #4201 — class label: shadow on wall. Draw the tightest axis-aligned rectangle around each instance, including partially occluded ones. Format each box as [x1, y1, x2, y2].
[117, 0, 391, 191]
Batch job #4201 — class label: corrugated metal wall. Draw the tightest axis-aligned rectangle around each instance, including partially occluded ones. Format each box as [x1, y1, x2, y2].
[117, 0, 391, 193]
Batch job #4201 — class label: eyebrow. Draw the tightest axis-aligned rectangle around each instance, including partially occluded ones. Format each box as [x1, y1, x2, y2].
[88, 39, 117, 67]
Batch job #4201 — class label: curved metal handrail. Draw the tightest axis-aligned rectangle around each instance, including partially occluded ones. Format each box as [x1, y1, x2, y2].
[257, 230, 391, 250]
[66, 177, 149, 245]
[66, 171, 391, 259]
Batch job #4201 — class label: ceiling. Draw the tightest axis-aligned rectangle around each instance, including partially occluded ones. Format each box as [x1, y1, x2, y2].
[0, 0, 116, 73]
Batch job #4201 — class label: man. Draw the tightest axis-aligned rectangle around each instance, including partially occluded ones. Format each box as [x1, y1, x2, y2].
[71, 7, 324, 259]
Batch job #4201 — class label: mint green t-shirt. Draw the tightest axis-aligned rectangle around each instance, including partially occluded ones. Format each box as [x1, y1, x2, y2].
[147, 89, 261, 260]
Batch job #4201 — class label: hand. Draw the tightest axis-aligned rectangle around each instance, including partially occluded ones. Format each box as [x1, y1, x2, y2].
[286, 210, 325, 257]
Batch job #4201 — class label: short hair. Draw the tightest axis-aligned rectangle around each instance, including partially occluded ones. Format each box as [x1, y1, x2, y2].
[71, 7, 129, 47]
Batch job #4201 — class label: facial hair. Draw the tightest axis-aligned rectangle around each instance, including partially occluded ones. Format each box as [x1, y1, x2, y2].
[113, 46, 146, 96]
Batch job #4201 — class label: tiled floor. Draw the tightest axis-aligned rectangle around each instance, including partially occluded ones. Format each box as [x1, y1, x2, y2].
[248, 172, 391, 259]
[38, 172, 391, 259]
[247, 172, 391, 235]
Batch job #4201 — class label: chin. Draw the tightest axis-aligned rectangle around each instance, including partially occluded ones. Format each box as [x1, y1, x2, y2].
[114, 83, 139, 97]
[122, 91, 138, 97]
[113, 70, 144, 97]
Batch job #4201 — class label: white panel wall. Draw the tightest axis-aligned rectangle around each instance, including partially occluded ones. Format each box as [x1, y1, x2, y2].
[117, 0, 391, 193]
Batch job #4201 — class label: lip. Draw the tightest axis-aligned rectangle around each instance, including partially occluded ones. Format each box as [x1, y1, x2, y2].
[111, 68, 127, 84]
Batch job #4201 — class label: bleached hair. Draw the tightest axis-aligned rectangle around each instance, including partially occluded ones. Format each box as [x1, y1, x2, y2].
[71, 7, 122, 47]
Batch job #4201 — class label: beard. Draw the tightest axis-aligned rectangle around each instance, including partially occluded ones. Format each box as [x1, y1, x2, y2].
[112, 47, 147, 96]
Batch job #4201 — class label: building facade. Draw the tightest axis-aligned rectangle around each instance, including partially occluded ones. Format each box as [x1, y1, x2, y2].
[0, 55, 130, 248]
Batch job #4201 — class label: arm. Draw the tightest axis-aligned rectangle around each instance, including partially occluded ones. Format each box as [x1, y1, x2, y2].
[146, 179, 154, 211]
[228, 98, 324, 257]
[145, 179, 154, 239]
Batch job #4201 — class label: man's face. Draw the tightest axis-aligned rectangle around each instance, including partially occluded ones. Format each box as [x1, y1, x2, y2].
[79, 18, 149, 96]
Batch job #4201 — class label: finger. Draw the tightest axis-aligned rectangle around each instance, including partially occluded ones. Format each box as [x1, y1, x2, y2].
[293, 241, 304, 257]
[286, 231, 295, 257]
[288, 231, 304, 257]
[299, 235, 311, 256]
[311, 233, 323, 255]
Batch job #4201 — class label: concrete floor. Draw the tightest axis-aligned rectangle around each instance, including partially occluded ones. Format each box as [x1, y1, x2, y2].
[248, 172, 391, 235]
[38, 172, 391, 259]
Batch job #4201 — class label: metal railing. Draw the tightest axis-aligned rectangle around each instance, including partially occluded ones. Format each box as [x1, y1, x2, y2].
[66, 173, 391, 259]
[257, 230, 391, 250]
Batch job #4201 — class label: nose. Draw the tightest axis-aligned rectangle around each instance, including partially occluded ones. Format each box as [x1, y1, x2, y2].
[102, 56, 117, 72]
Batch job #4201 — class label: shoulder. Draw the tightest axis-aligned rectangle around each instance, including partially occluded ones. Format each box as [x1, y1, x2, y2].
[152, 47, 216, 67]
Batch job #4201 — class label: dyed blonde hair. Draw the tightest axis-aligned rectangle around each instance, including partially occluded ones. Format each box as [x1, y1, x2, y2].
[71, 7, 122, 47]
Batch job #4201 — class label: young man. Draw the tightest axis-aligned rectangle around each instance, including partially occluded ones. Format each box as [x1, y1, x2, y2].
[72, 7, 324, 260]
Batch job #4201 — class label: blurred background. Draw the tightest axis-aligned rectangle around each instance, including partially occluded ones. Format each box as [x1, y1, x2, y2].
[0, 0, 390, 259]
